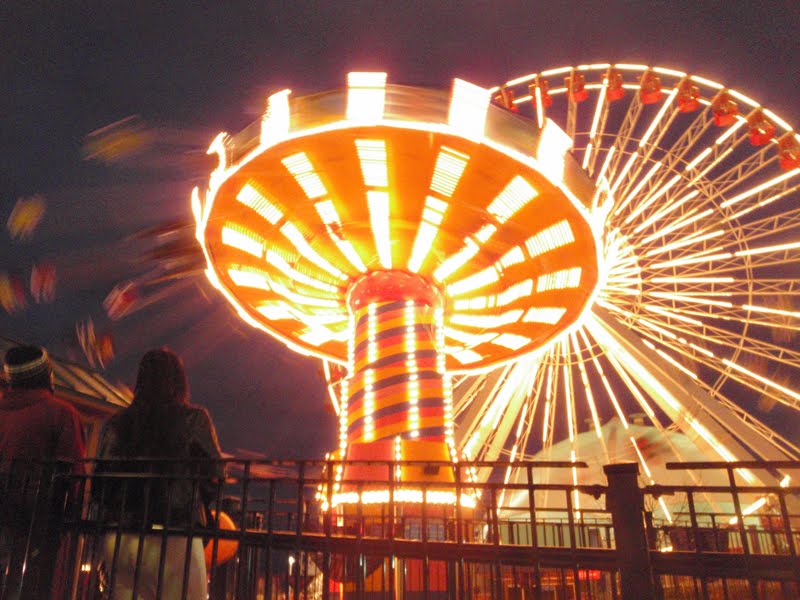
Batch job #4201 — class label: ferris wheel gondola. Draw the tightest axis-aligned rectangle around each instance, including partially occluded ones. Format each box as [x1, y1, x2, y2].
[190, 64, 800, 522]
[449, 63, 800, 513]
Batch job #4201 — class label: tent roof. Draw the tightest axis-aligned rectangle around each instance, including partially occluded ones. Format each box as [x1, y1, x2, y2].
[0, 335, 131, 416]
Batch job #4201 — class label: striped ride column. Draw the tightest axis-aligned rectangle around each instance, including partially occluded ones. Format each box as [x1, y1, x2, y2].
[340, 270, 455, 495]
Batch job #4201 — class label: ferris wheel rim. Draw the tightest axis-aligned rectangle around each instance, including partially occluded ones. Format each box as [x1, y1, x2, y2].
[452, 61, 800, 500]
[314, 61, 800, 505]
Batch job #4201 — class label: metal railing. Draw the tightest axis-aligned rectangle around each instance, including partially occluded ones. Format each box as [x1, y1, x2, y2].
[1, 459, 798, 599]
[643, 461, 800, 600]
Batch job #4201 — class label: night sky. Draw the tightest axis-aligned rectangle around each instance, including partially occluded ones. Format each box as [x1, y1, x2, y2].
[2, 1, 799, 458]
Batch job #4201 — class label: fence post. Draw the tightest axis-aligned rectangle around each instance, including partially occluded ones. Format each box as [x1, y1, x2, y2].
[603, 463, 654, 600]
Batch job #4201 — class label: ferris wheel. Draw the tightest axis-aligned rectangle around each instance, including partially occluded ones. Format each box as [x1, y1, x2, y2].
[310, 63, 800, 494]
[187, 60, 799, 510]
[430, 62, 800, 494]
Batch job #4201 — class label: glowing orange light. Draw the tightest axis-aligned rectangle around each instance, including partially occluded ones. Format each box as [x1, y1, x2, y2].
[194, 71, 601, 508]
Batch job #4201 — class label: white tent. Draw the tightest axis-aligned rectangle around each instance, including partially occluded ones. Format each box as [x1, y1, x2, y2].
[501, 417, 767, 525]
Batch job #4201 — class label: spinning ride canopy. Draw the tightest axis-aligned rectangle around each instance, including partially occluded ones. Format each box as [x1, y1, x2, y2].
[192, 64, 800, 521]
[193, 74, 601, 376]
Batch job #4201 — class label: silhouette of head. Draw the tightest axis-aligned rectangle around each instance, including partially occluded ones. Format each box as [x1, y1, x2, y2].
[3, 345, 53, 391]
[133, 347, 188, 408]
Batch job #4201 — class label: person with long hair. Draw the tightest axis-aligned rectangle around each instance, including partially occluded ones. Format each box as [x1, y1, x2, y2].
[95, 348, 223, 600]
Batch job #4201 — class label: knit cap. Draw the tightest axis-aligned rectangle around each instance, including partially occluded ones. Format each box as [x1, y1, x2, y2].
[3, 345, 53, 386]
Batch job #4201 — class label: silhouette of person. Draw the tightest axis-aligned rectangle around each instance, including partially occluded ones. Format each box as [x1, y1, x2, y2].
[96, 348, 223, 600]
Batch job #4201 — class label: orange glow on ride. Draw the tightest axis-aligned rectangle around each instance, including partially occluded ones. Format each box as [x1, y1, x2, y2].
[194, 72, 602, 508]
[194, 73, 600, 374]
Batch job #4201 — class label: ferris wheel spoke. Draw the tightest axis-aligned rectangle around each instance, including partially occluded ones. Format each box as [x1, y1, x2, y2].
[623, 131, 786, 237]
[602, 95, 644, 186]
[613, 104, 716, 220]
[636, 206, 716, 247]
[636, 108, 720, 199]
[630, 189, 701, 236]
[627, 303, 800, 367]
[542, 350, 559, 449]
[726, 178, 800, 221]
[645, 295, 800, 339]
[635, 201, 800, 261]
[587, 308, 789, 479]
[458, 364, 515, 459]
[735, 204, 800, 245]
[708, 142, 780, 197]
[600, 344, 727, 507]
[613, 98, 680, 207]
[711, 391, 800, 458]
[583, 79, 611, 175]
[508, 364, 547, 461]
[632, 329, 800, 414]
[601, 299, 800, 405]
[569, 333, 605, 439]
[640, 334, 800, 457]
[691, 157, 793, 222]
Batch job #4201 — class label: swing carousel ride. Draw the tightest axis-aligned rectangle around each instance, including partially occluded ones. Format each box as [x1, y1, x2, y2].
[188, 63, 800, 518]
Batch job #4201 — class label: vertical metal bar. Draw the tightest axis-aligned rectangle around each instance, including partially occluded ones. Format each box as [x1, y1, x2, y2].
[388, 460, 396, 599]
[106, 476, 128, 599]
[284, 557, 291, 600]
[294, 462, 305, 600]
[526, 464, 542, 600]
[455, 463, 465, 598]
[180, 469, 203, 600]
[644, 511, 665, 600]
[356, 481, 364, 600]
[710, 513, 717, 551]
[585, 566, 594, 600]
[210, 461, 225, 575]
[490, 486, 502, 600]
[687, 490, 709, 600]
[727, 468, 750, 556]
[303, 550, 310, 600]
[610, 568, 619, 600]
[87, 469, 109, 598]
[380, 555, 386, 600]
[421, 480, 430, 600]
[131, 470, 154, 600]
[566, 488, 581, 600]
[566, 69, 578, 141]
[777, 491, 796, 558]
[154, 475, 173, 600]
[721, 571, 731, 600]
[11, 461, 45, 600]
[767, 514, 780, 555]
[236, 461, 252, 600]
[726, 468, 758, 600]
[63, 470, 86, 600]
[777, 490, 799, 593]
[265, 479, 275, 600]
[323, 460, 334, 600]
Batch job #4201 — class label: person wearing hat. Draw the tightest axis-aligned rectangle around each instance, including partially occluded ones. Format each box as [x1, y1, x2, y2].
[0, 345, 85, 599]
[0, 345, 85, 470]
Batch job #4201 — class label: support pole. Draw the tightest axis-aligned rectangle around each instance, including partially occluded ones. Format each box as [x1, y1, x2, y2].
[603, 463, 654, 600]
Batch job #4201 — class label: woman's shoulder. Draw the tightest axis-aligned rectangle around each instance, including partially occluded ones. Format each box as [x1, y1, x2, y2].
[183, 403, 211, 418]
[180, 404, 215, 427]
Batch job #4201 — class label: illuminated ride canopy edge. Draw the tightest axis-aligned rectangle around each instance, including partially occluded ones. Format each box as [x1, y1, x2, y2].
[194, 63, 800, 523]
[192, 72, 602, 509]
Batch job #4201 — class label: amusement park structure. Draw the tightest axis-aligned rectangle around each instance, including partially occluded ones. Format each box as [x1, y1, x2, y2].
[192, 63, 800, 521]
